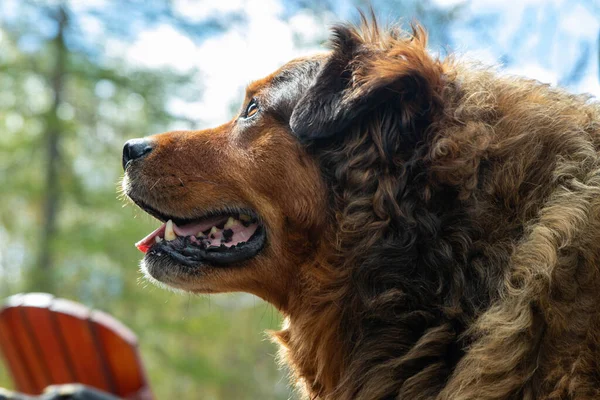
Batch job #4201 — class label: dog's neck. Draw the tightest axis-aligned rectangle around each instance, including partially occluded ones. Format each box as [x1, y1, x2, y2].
[270, 241, 471, 399]
[271, 256, 353, 399]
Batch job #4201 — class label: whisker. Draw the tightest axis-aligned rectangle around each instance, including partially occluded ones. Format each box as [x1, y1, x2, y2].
[150, 178, 162, 191]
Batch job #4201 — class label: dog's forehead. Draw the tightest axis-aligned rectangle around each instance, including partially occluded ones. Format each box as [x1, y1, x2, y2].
[247, 54, 327, 120]
[248, 54, 326, 93]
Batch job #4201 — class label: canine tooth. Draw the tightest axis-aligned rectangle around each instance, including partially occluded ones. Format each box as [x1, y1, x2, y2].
[239, 214, 251, 222]
[224, 217, 239, 229]
[209, 226, 219, 234]
[155, 236, 162, 243]
[165, 220, 176, 241]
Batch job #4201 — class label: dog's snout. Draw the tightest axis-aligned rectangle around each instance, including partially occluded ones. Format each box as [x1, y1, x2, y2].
[122, 138, 153, 170]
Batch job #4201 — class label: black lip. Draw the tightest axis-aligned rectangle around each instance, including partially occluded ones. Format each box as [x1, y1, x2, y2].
[146, 226, 266, 267]
[129, 196, 185, 224]
[129, 195, 261, 226]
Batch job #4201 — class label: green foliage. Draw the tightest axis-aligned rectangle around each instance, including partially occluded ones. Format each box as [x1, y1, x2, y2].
[0, 2, 291, 399]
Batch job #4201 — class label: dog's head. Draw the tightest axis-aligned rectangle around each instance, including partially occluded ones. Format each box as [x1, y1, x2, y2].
[121, 21, 446, 309]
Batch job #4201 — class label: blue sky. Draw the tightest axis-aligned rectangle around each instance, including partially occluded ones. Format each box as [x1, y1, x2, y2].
[129, 0, 599, 129]
[1, 0, 598, 129]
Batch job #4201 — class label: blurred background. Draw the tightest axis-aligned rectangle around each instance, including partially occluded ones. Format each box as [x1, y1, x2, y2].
[0, 0, 598, 399]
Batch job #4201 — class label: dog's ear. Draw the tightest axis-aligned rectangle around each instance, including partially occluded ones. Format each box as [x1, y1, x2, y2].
[290, 24, 444, 143]
[289, 25, 362, 141]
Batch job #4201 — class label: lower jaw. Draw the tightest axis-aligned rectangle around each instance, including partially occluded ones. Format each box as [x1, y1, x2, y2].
[141, 258, 204, 293]
[145, 226, 266, 268]
[141, 253, 240, 294]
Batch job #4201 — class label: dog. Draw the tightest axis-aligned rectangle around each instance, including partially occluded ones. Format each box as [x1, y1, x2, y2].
[122, 15, 600, 400]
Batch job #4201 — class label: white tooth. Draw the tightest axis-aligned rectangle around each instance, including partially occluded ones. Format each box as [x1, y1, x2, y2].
[239, 214, 251, 222]
[224, 217, 239, 229]
[165, 219, 176, 241]
[197, 232, 206, 238]
[155, 236, 162, 243]
[209, 226, 219, 235]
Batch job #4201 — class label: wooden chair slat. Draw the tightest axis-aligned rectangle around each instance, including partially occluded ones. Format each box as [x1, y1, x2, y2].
[0, 305, 49, 393]
[0, 314, 33, 394]
[91, 310, 149, 399]
[50, 301, 112, 392]
[21, 305, 76, 384]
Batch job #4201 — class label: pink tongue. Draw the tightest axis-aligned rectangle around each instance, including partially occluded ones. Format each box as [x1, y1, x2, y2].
[135, 224, 165, 253]
[135, 216, 229, 253]
[174, 216, 228, 237]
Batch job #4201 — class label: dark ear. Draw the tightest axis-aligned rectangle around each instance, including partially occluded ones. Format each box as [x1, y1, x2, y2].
[289, 24, 444, 143]
[289, 25, 362, 141]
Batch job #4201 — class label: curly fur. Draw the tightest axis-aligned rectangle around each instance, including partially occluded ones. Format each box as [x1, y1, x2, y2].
[125, 13, 600, 400]
[272, 16, 600, 400]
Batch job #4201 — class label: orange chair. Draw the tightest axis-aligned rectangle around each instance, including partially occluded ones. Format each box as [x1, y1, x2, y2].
[0, 293, 152, 400]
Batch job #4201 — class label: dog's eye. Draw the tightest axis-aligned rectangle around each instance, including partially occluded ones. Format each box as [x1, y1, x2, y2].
[244, 99, 259, 119]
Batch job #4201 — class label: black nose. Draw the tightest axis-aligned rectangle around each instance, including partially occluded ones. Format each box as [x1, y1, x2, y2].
[122, 138, 153, 170]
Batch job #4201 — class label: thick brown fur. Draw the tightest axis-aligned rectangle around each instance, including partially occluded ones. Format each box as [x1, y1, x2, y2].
[123, 15, 600, 400]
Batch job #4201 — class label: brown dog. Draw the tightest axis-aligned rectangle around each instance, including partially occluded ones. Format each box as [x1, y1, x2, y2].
[122, 16, 600, 400]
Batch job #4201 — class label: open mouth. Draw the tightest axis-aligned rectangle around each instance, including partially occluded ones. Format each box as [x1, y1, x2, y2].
[133, 201, 266, 267]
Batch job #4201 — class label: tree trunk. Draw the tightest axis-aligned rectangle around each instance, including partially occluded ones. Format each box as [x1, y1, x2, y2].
[34, 6, 67, 292]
